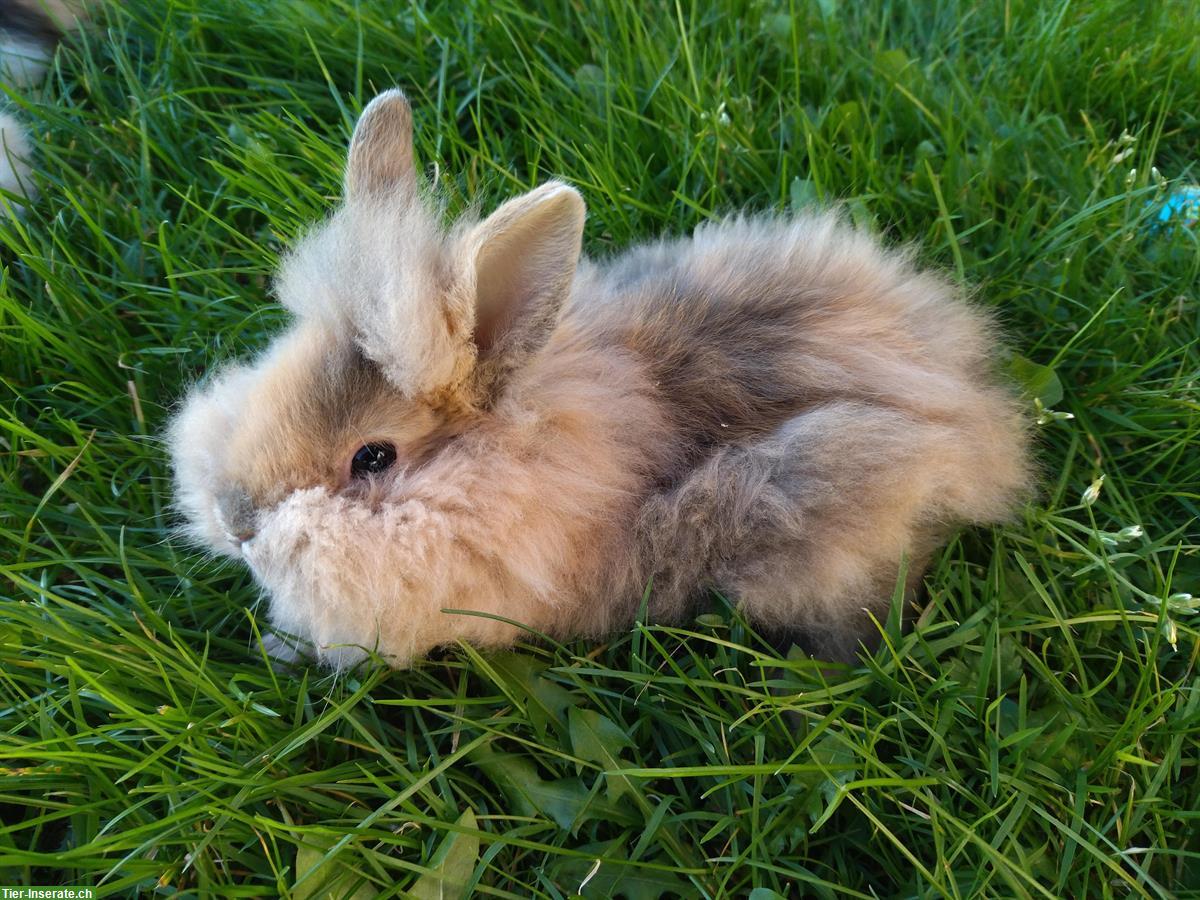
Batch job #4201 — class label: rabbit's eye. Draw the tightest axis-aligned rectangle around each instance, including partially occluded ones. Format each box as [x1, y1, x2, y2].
[350, 442, 397, 478]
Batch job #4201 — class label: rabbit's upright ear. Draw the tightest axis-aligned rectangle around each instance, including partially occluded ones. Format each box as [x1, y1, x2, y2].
[466, 181, 585, 390]
[345, 90, 415, 200]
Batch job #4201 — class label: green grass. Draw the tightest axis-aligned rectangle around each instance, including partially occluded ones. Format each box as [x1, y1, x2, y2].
[1, 0, 1198, 895]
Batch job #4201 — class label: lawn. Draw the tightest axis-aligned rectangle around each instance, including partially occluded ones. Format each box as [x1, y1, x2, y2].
[1, 0, 1198, 896]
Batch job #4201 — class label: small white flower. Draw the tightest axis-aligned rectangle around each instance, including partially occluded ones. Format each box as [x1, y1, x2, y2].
[1098, 524, 1142, 547]
[1033, 398, 1074, 426]
[1036, 408, 1075, 425]
[1081, 474, 1105, 506]
[1166, 593, 1199, 614]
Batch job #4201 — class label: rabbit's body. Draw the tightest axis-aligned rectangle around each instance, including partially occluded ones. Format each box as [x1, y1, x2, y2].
[170, 91, 1029, 668]
[575, 217, 1028, 657]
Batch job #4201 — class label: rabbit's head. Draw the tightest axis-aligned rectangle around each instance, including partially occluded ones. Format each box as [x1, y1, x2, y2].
[169, 90, 585, 561]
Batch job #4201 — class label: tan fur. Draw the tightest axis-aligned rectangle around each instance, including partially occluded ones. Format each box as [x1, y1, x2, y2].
[168, 90, 1031, 668]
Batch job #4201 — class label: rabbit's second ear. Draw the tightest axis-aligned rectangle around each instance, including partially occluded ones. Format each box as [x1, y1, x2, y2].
[345, 90, 415, 200]
[467, 181, 585, 391]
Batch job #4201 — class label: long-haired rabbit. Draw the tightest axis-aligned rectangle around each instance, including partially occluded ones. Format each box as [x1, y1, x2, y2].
[0, 0, 89, 214]
[169, 90, 1030, 668]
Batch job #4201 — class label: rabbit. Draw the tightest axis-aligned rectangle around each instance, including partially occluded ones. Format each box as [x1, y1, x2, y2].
[0, 0, 89, 214]
[168, 89, 1031, 670]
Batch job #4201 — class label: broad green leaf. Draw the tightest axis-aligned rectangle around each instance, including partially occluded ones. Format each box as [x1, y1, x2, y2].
[814, 0, 839, 18]
[874, 48, 917, 83]
[1007, 354, 1064, 407]
[574, 64, 605, 91]
[574, 64, 607, 110]
[762, 12, 792, 49]
[825, 101, 862, 135]
[749, 890, 789, 900]
[473, 752, 637, 833]
[802, 733, 858, 829]
[553, 841, 693, 900]
[789, 177, 818, 212]
[408, 809, 480, 900]
[569, 707, 638, 802]
[293, 836, 375, 900]
[572, 865, 694, 900]
[487, 652, 578, 737]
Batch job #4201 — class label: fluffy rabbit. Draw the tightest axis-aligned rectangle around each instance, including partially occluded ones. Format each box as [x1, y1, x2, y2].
[169, 90, 1030, 669]
[0, 0, 89, 214]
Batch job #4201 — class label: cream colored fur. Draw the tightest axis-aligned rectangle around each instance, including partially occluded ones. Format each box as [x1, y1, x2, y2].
[168, 90, 1031, 668]
[0, 0, 90, 214]
[0, 110, 33, 209]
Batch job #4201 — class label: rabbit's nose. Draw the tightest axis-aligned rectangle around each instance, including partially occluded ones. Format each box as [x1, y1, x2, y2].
[216, 487, 258, 543]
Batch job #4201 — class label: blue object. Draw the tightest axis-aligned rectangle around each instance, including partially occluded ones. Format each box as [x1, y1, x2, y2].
[1151, 185, 1200, 230]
